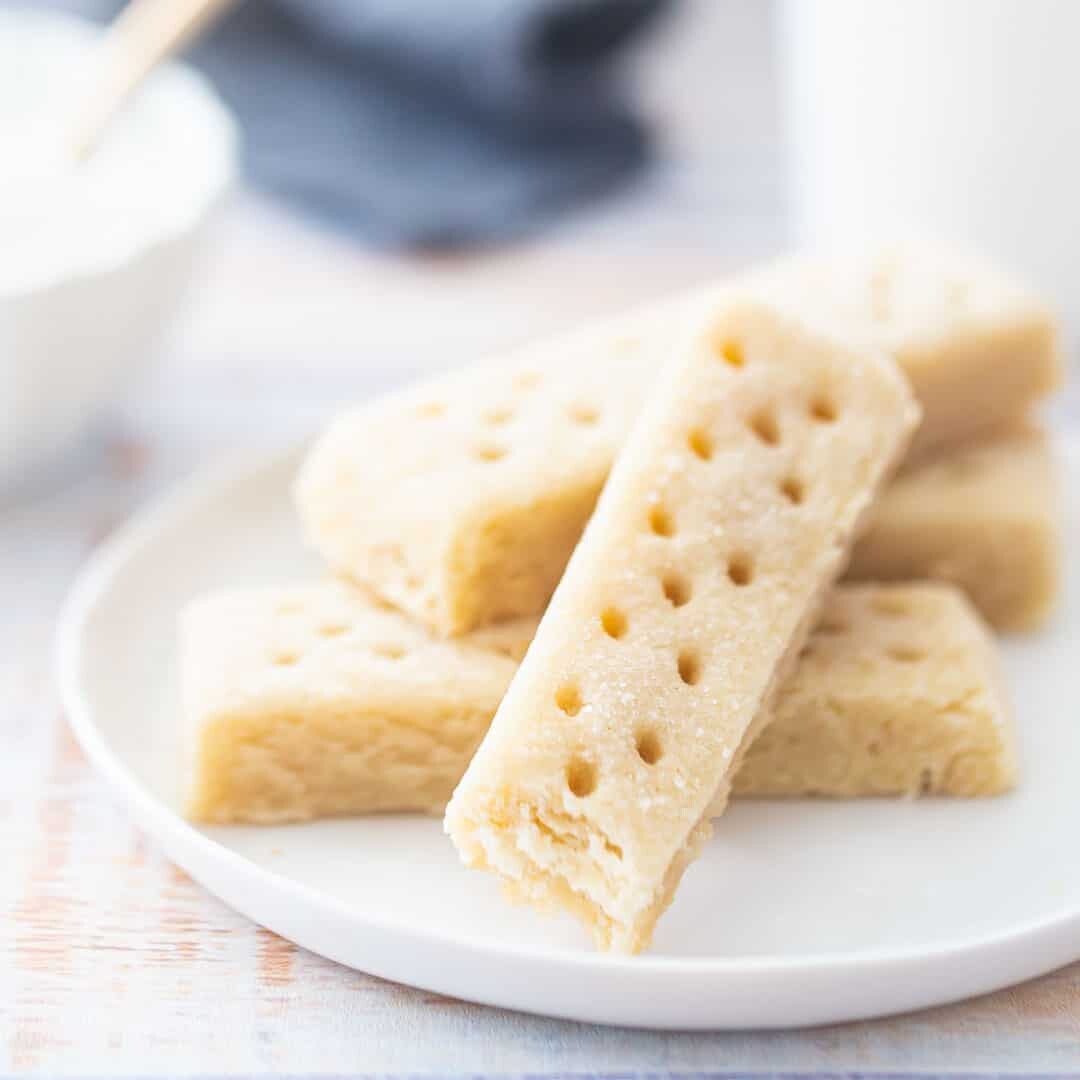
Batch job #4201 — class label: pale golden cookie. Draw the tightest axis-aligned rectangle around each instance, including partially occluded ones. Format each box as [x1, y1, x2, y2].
[181, 581, 1013, 826]
[297, 245, 1057, 636]
[848, 425, 1060, 631]
[742, 242, 1060, 463]
[735, 584, 1017, 798]
[444, 298, 919, 953]
[181, 582, 517, 824]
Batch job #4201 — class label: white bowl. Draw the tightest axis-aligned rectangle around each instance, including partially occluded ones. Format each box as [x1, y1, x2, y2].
[0, 8, 237, 490]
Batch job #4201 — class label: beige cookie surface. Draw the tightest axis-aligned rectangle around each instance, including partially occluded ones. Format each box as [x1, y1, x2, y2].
[297, 245, 1058, 637]
[294, 300, 678, 637]
[735, 583, 1016, 799]
[848, 425, 1060, 631]
[182, 579, 1017, 829]
[445, 297, 919, 953]
[181, 582, 518, 824]
[742, 242, 1060, 463]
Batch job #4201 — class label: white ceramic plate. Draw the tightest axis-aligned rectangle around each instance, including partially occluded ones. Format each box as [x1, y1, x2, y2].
[57, 438, 1080, 1030]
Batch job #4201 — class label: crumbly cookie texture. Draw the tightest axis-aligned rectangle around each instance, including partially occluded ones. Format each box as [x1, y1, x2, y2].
[293, 301, 678, 637]
[848, 425, 1060, 631]
[444, 298, 920, 954]
[741, 242, 1061, 462]
[181, 581, 1014, 825]
[296, 244, 1057, 636]
[734, 583, 1017, 798]
[180, 582, 519, 824]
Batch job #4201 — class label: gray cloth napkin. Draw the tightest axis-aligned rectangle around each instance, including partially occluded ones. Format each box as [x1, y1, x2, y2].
[39, 0, 669, 247]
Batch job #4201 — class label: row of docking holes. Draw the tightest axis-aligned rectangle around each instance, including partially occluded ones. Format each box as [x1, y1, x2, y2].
[554, 595, 712, 799]
[268, 609, 410, 668]
[415, 369, 600, 464]
[560, 594, 929, 802]
[559, 341, 845, 801]
[692, 336, 840, 507]
[804, 591, 928, 665]
[417, 337, 840, 469]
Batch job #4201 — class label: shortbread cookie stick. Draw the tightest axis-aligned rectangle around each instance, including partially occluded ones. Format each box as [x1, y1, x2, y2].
[847, 425, 1060, 631]
[734, 584, 1016, 798]
[444, 299, 920, 953]
[296, 245, 1058, 636]
[742, 242, 1061, 463]
[295, 302, 674, 637]
[181, 583, 519, 824]
[182, 581, 1014, 825]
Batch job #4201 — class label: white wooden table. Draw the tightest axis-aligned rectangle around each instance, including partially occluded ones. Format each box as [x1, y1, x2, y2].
[4, 2, 1080, 1071]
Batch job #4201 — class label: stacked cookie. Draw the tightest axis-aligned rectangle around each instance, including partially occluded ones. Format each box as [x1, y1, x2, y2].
[180, 243, 1062, 952]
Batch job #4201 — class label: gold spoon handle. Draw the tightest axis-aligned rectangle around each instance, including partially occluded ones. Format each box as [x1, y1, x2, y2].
[68, 0, 238, 162]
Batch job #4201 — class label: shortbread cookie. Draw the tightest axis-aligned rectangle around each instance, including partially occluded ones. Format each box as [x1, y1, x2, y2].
[742, 243, 1061, 462]
[294, 302, 677, 636]
[444, 298, 920, 953]
[297, 245, 1057, 636]
[848, 425, 1059, 631]
[181, 581, 1013, 824]
[470, 584, 1022, 800]
[181, 582, 518, 824]
[735, 584, 1017, 798]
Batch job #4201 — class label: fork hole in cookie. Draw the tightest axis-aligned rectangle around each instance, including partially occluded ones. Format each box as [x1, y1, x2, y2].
[482, 407, 513, 426]
[555, 683, 583, 716]
[600, 607, 628, 640]
[513, 370, 542, 391]
[473, 443, 507, 463]
[872, 595, 910, 618]
[687, 427, 714, 461]
[272, 651, 300, 667]
[318, 624, 348, 638]
[373, 642, 406, 660]
[569, 403, 600, 425]
[677, 649, 702, 686]
[635, 728, 663, 766]
[727, 553, 754, 587]
[661, 572, 691, 608]
[416, 401, 445, 419]
[712, 335, 745, 369]
[648, 505, 675, 538]
[748, 408, 780, 446]
[888, 644, 925, 663]
[566, 757, 597, 798]
[779, 475, 805, 505]
[809, 394, 838, 423]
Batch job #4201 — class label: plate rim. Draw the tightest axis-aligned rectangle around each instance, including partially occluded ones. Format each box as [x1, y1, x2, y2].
[53, 435, 1080, 1027]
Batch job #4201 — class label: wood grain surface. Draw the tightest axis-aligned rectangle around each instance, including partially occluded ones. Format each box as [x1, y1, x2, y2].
[3, 2, 1080, 1071]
